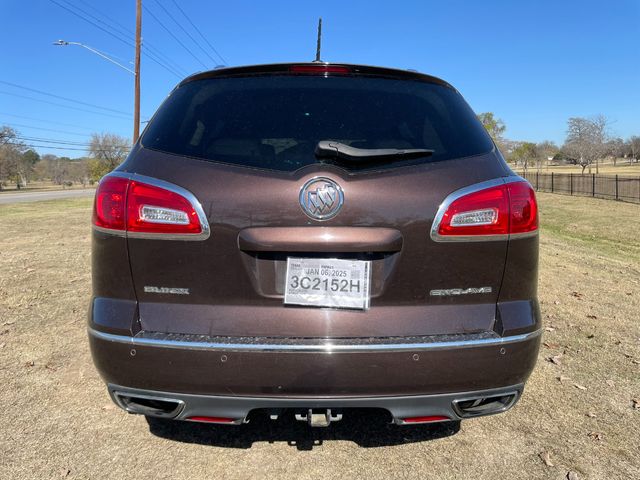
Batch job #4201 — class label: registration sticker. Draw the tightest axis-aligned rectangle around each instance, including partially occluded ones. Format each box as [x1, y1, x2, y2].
[284, 257, 371, 310]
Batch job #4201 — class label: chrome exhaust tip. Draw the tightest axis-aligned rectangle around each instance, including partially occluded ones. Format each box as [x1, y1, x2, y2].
[112, 391, 184, 418]
[452, 391, 519, 418]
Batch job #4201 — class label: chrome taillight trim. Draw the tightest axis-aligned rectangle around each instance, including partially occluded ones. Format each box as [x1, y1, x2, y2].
[92, 171, 210, 241]
[430, 175, 538, 243]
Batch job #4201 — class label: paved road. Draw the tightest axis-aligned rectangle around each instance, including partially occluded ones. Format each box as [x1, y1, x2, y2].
[0, 189, 94, 205]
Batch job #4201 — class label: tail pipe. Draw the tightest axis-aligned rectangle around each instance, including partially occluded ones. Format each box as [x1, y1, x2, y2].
[452, 390, 520, 418]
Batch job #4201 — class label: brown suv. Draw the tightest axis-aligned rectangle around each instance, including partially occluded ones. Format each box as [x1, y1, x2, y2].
[89, 63, 540, 427]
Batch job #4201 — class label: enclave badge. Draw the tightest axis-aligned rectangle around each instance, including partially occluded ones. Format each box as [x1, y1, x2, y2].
[299, 177, 344, 220]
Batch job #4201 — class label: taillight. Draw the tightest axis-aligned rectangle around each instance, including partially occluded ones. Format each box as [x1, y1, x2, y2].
[289, 65, 351, 74]
[432, 179, 538, 241]
[93, 176, 129, 231]
[92, 174, 209, 239]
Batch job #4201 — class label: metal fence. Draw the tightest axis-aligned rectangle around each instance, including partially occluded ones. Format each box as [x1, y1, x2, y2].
[521, 172, 640, 204]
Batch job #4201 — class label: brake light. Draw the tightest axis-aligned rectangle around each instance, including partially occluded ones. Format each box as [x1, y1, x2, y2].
[92, 174, 207, 238]
[93, 176, 129, 230]
[434, 180, 538, 239]
[289, 65, 351, 74]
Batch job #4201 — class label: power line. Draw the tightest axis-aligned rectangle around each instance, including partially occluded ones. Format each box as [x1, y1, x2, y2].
[151, 0, 216, 66]
[0, 112, 96, 131]
[7, 141, 128, 152]
[143, 4, 207, 69]
[0, 91, 132, 120]
[73, 0, 189, 76]
[15, 136, 130, 148]
[0, 80, 131, 116]
[170, 0, 227, 65]
[49, 0, 183, 79]
[1, 122, 92, 138]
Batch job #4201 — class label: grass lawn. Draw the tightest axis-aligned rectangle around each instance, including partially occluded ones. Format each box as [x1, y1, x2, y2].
[0, 193, 638, 479]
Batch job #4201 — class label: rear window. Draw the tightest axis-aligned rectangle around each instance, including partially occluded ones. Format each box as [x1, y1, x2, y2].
[142, 74, 493, 172]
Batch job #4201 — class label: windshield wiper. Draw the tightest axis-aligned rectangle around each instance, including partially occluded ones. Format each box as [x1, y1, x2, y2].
[315, 140, 434, 163]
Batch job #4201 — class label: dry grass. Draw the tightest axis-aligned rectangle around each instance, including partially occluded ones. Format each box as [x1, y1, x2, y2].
[513, 162, 640, 176]
[0, 194, 639, 479]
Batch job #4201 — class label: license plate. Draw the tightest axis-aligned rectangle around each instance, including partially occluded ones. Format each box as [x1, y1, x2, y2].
[284, 257, 371, 310]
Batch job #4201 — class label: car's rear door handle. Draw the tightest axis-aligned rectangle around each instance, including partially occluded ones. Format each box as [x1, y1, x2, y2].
[238, 227, 403, 252]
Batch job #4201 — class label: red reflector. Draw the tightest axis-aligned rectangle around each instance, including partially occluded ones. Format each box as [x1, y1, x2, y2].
[186, 416, 235, 424]
[289, 65, 351, 74]
[93, 176, 130, 231]
[437, 180, 538, 238]
[403, 415, 450, 424]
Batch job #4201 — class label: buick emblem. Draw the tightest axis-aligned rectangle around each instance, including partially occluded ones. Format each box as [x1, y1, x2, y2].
[299, 177, 344, 220]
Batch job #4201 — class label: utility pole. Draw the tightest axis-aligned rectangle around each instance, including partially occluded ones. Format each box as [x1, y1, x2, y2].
[133, 0, 142, 142]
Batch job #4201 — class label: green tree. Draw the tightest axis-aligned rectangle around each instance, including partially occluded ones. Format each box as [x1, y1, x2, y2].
[511, 142, 538, 172]
[477, 112, 506, 143]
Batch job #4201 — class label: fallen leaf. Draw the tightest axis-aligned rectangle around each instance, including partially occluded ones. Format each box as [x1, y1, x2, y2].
[567, 471, 579, 480]
[547, 355, 562, 365]
[587, 431, 603, 441]
[574, 383, 587, 391]
[586, 412, 597, 418]
[539, 451, 554, 467]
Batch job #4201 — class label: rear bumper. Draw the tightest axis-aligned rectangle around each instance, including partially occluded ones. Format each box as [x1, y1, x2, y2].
[89, 327, 541, 400]
[108, 382, 525, 424]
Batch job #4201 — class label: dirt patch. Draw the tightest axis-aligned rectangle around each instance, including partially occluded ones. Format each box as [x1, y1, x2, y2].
[1, 194, 638, 479]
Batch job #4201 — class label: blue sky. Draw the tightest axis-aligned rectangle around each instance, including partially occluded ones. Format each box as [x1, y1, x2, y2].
[1, 0, 639, 157]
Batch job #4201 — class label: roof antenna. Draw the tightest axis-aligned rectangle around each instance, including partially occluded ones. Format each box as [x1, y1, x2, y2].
[314, 17, 322, 62]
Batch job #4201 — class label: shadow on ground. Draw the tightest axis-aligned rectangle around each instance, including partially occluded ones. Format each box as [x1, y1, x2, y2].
[146, 409, 460, 450]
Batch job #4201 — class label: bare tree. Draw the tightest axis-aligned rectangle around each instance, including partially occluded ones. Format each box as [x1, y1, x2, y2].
[563, 116, 610, 174]
[536, 140, 559, 170]
[629, 136, 640, 163]
[88, 133, 131, 181]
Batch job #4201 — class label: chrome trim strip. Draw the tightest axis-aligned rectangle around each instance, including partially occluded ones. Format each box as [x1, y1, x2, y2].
[430, 175, 538, 243]
[92, 171, 210, 241]
[88, 327, 541, 353]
